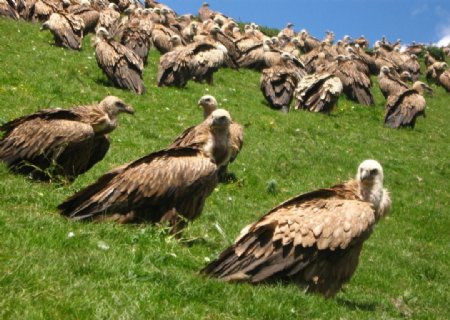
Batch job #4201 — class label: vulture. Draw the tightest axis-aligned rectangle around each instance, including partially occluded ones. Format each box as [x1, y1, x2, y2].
[0, 96, 134, 181]
[0, 0, 19, 19]
[95, 3, 121, 36]
[377, 66, 409, 99]
[438, 68, 450, 92]
[201, 160, 391, 298]
[157, 41, 235, 87]
[384, 81, 432, 129]
[260, 53, 305, 112]
[41, 12, 85, 50]
[198, 2, 214, 22]
[293, 72, 343, 113]
[68, 0, 100, 34]
[151, 23, 181, 54]
[120, 15, 153, 65]
[94, 28, 145, 95]
[399, 71, 412, 83]
[170, 95, 243, 181]
[327, 55, 374, 106]
[58, 109, 233, 235]
[31, 0, 61, 22]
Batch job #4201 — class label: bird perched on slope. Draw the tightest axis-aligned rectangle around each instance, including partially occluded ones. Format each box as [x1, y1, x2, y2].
[260, 52, 306, 112]
[0, 96, 134, 181]
[293, 72, 343, 113]
[170, 95, 243, 182]
[59, 109, 233, 235]
[384, 81, 432, 129]
[201, 160, 391, 298]
[94, 27, 145, 94]
[377, 66, 409, 99]
[41, 12, 85, 50]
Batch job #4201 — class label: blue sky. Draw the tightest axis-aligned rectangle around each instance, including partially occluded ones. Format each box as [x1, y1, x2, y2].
[161, 0, 450, 47]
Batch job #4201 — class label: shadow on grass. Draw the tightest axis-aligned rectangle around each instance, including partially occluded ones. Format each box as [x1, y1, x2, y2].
[336, 297, 378, 312]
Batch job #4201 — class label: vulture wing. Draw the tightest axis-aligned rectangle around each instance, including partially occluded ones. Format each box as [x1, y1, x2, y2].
[385, 89, 426, 128]
[58, 147, 218, 225]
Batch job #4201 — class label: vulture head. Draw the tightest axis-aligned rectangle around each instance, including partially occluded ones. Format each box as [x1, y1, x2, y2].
[169, 35, 182, 47]
[80, 0, 91, 6]
[208, 109, 231, 132]
[95, 27, 109, 40]
[281, 52, 292, 62]
[356, 160, 388, 214]
[198, 95, 218, 118]
[210, 24, 221, 34]
[108, 3, 119, 11]
[357, 160, 383, 185]
[62, 0, 71, 9]
[286, 22, 294, 28]
[202, 2, 209, 7]
[380, 65, 390, 76]
[412, 81, 433, 96]
[100, 96, 135, 117]
[400, 71, 412, 82]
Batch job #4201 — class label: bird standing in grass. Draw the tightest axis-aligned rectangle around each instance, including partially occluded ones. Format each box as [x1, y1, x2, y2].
[59, 109, 233, 235]
[0, 96, 134, 181]
[201, 160, 391, 298]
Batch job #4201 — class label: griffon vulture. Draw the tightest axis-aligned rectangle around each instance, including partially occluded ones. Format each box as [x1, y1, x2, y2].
[384, 81, 432, 129]
[41, 12, 85, 50]
[58, 109, 233, 235]
[201, 160, 391, 298]
[198, 2, 213, 22]
[68, 0, 100, 34]
[260, 53, 305, 112]
[120, 15, 153, 65]
[293, 72, 343, 113]
[327, 55, 374, 106]
[377, 66, 409, 99]
[157, 41, 235, 87]
[94, 27, 145, 94]
[0, 96, 134, 181]
[170, 95, 243, 181]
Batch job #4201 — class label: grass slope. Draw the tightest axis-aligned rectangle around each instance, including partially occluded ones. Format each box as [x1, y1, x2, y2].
[0, 18, 449, 319]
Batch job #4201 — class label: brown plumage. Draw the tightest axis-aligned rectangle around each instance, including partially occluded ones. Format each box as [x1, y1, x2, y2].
[0, 0, 19, 19]
[41, 12, 85, 50]
[170, 95, 243, 181]
[294, 72, 343, 113]
[384, 81, 432, 129]
[0, 96, 134, 181]
[198, 2, 213, 22]
[157, 41, 235, 87]
[260, 53, 305, 112]
[438, 68, 450, 92]
[120, 15, 153, 65]
[94, 28, 145, 94]
[68, 0, 100, 34]
[202, 160, 391, 298]
[377, 66, 409, 99]
[95, 3, 120, 36]
[327, 55, 374, 106]
[31, 0, 60, 22]
[58, 109, 233, 235]
[151, 23, 181, 54]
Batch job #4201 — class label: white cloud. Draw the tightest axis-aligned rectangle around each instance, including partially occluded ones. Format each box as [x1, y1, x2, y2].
[436, 34, 450, 47]
[436, 24, 450, 47]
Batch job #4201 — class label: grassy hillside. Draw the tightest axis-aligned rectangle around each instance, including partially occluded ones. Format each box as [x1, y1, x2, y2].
[0, 18, 449, 319]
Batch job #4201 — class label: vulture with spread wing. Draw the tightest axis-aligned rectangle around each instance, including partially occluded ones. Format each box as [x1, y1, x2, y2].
[0, 96, 134, 181]
[94, 28, 145, 94]
[293, 72, 343, 113]
[59, 109, 233, 235]
[202, 160, 391, 297]
[170, 95, 243, 181]
[41, 12, 85, 50]
[384, 81, 432, 129]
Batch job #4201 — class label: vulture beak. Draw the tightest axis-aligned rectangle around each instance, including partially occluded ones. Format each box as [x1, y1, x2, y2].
[360, 170, 370, 181]
[121, 104, 135, 114]
[424, 85, 433, 96]
[40, 22, 49, 31]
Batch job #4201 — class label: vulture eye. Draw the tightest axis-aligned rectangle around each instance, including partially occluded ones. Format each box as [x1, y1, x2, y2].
[370, 169, 378, 175]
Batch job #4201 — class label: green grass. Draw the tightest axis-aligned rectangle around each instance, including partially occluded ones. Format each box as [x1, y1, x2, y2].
[1, 18, 449, 319]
